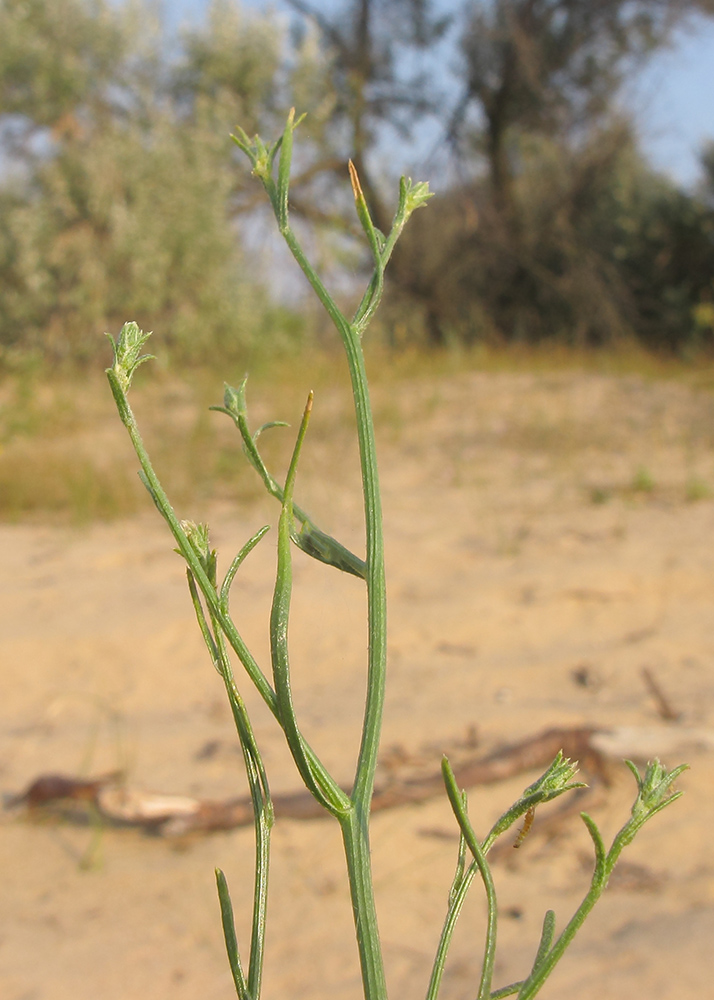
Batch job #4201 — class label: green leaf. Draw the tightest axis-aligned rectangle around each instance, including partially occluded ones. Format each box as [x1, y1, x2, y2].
[215, 868, 249, 1000]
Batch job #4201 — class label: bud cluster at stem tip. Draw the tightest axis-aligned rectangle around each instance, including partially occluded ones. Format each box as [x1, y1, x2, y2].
[401, 176, 433, 218]
[105, 321, 154, 393]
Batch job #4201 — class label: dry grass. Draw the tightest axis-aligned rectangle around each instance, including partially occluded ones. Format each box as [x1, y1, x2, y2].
[0, 348, 354, 523]
[1, 341, 713, 523]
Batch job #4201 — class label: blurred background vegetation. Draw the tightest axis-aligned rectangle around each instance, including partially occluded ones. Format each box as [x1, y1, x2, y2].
[2, 0, 714, 519]
[2, 0, 714, 366]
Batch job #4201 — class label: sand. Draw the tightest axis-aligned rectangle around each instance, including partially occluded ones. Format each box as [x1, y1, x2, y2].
[1, 366, 713, 1000]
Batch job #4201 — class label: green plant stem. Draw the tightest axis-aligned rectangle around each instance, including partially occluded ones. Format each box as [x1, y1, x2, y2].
[516, 830, 622, 999]
[301, 275, 388, 1000]
[341, 807, 389, 1000]
[490, 985, 525, 999]
[107, 369, 340, 804]
[187, 570, 272, 1000]
[212, 629, 273, 1000]
[108, 369, 275, 706]
[273, 171, 388, 1000]
[271, 393, 351, 816]
[276, 224, 386, 814]
[427, 859, 479, 1000]
[516, 894, 601, 998]
[442, 760, 497, 1000]
[344, 331, 387, 810]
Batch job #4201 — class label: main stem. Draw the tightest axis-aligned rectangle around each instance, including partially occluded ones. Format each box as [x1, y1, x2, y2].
[345, 328, 387, 811]
[325, 321, 388, 1000]
[341, 807, 387, 1000]
[276, 235, 387, 805]
[343, 326, 388, 1000]
[279, 226, 388, 1000]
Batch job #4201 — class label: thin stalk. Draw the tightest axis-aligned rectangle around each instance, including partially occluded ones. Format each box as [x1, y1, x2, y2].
[342, 329, 387, 812]
[517, 886, 602, 999]
[341, 807, 389, 1000]
[270, 392, 351, 816]
[187, 571, 273, 1000]
[219, 659, 273, 1000]
[211, 622, 273, 1000]
[426, 858, 480, 1000]
[274, 225, 386, 813]
[516, 828, 615, 999]
[268, 159, 388, 1000]
[427, 794, 469, 1000]
[442, 760, 497, 1000]
[281, 227, 353, 341]
[107, 369, 276, 711]
[221, 525, 272, 612]
[348, 160, 384, 328]
[281, 237, 388, 999]
[490, 984, 525, 999]
[107, 369, 341, 803]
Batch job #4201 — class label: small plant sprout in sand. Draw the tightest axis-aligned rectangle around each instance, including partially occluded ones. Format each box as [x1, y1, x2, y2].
[106, 110, 687, 1000]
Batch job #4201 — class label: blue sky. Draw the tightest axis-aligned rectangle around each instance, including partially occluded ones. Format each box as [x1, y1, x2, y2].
[628, 16, 714, 187]
[168, 0, 714, 188]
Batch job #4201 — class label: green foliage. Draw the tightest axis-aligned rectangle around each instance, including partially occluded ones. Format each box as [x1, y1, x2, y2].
[0, 0, 314, 363]
[108, 113, 687, 1000]
[2, 0, 714, 361]
[385, 125, 714, 350]
[174, 0, 297, 141]
[613, 162, 714, 352]
[0, 108, 265, 359]
[0, 0, 123, 126]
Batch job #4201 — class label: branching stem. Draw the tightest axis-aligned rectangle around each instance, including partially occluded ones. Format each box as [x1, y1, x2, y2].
[107, 110, 685, 1000]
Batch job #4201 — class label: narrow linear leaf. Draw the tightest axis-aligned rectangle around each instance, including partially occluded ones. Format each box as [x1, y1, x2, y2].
[532, 910, 556, 972]
[580, 812, 606, 878]
[214, 382, 365, 578]
[216, 868, 249, 1000]
[221, 525, 271, 610]
[270, 393, 350, 816]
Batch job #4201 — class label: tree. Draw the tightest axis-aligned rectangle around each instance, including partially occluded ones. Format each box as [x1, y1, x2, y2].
[392, 0, 714, 348]
[3, 0, 713, 358]
[277, 0, 449, 231]
[456, 0, 714, 215]
[281, 0, 714, 348]
[0, 0, 123, 139]
[0, 0, 305, 361]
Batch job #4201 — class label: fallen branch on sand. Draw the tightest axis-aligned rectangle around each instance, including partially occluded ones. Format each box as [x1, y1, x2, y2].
[8, 724, 710, 838]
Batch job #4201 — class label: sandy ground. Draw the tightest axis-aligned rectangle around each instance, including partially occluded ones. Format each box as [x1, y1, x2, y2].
[2, 366, 714, 1000]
